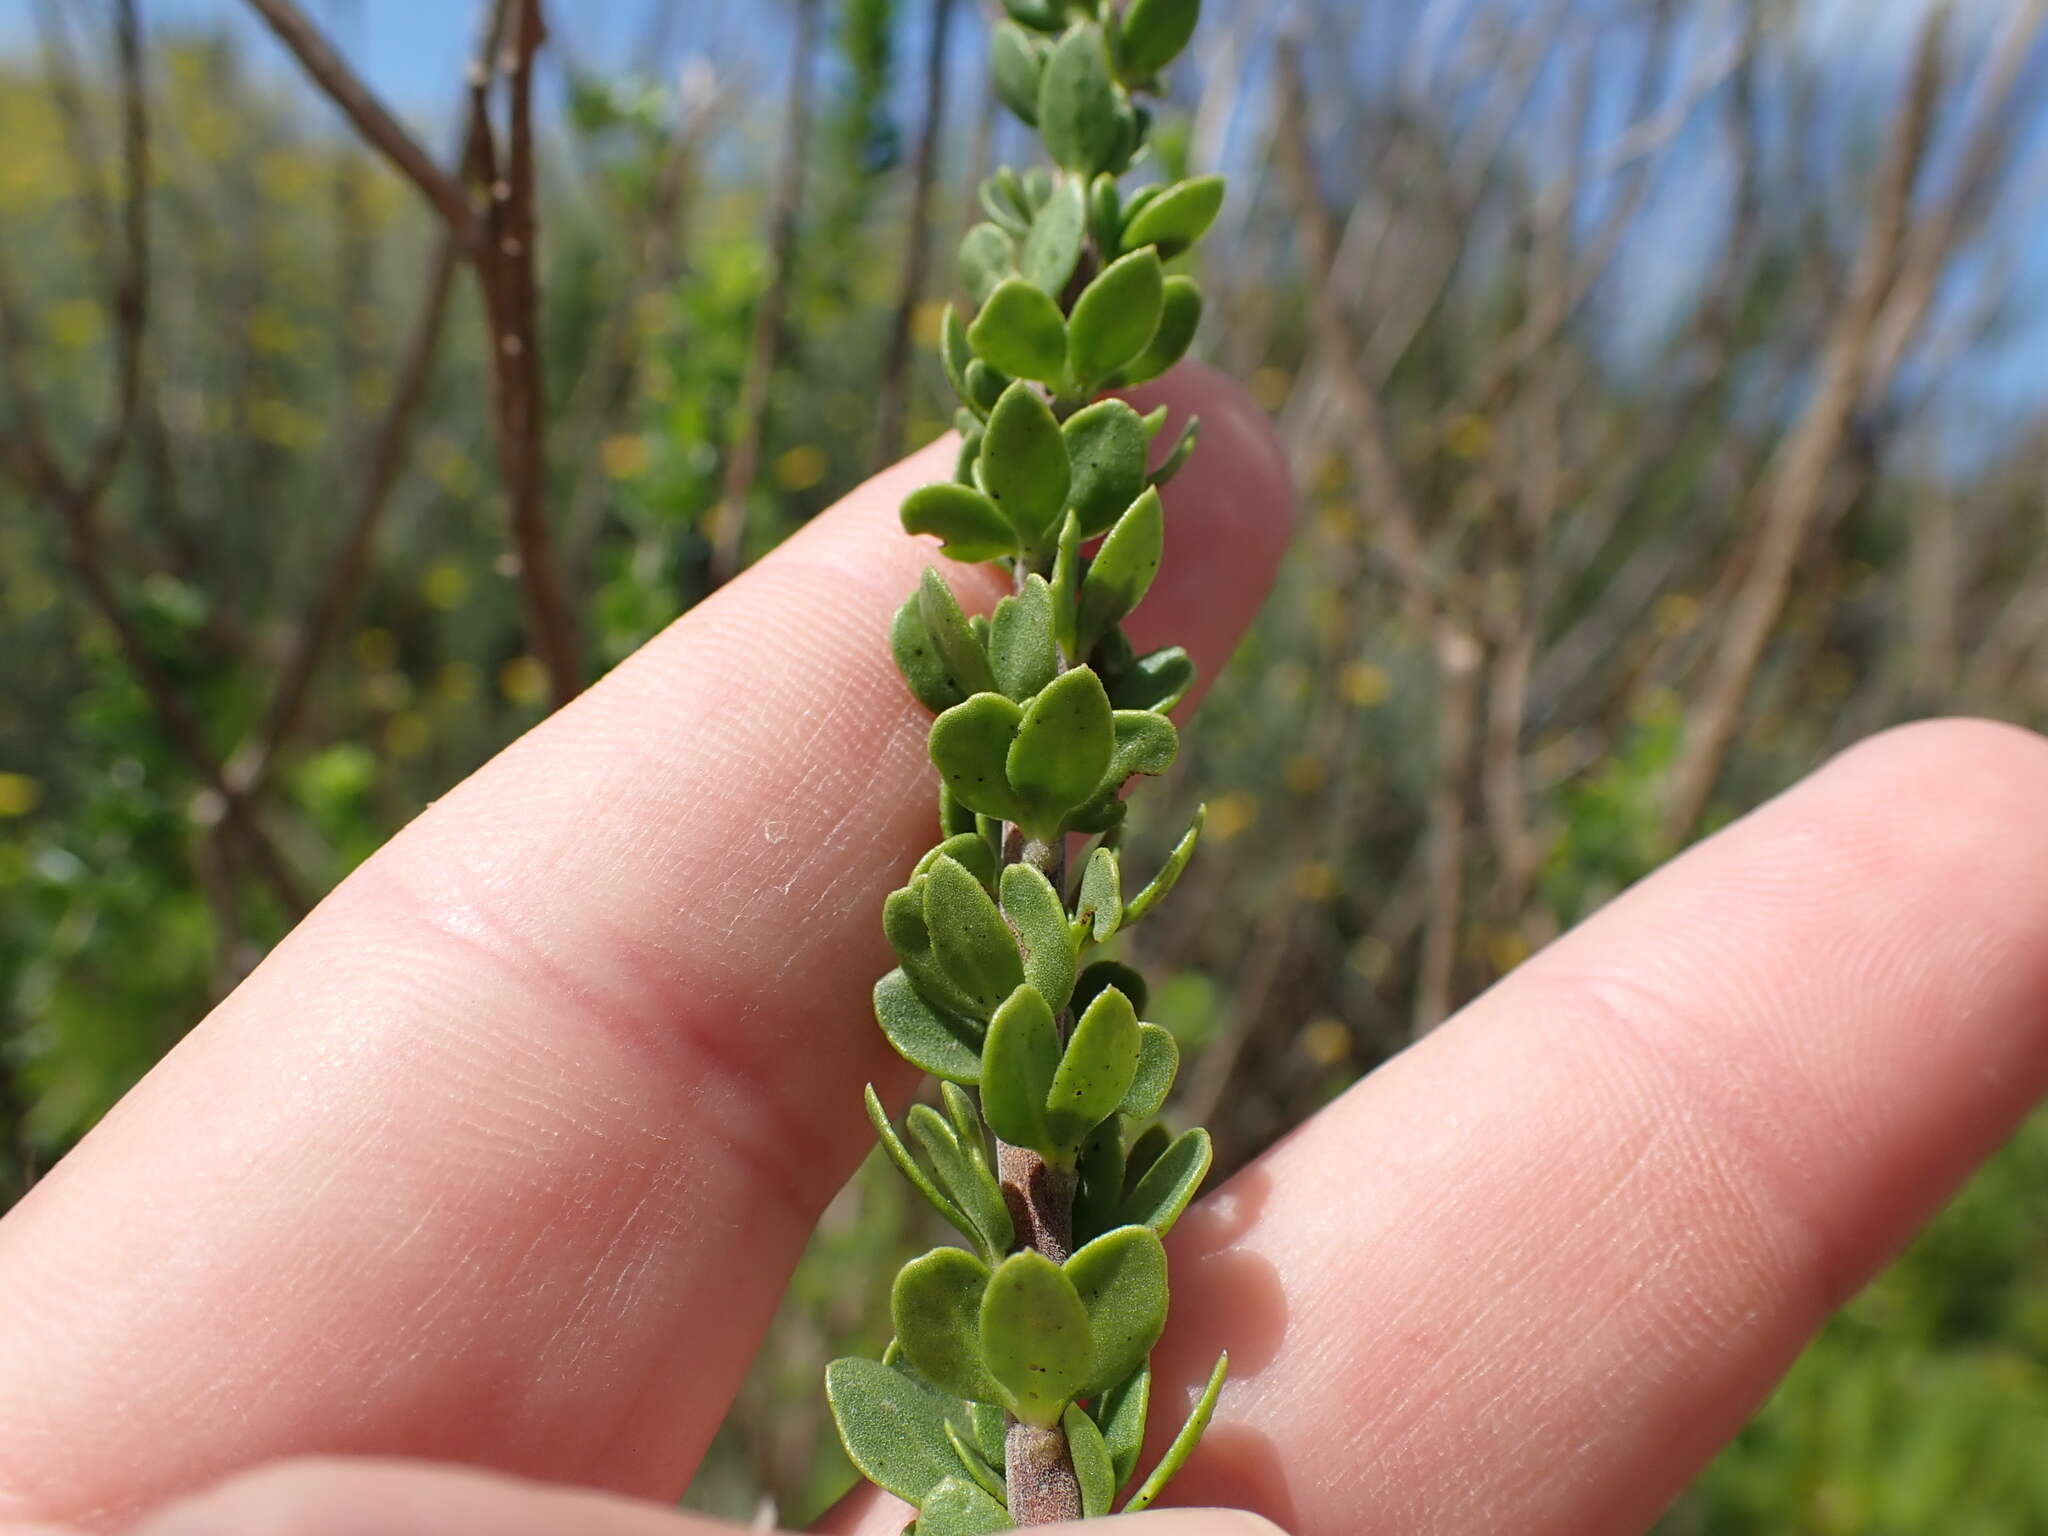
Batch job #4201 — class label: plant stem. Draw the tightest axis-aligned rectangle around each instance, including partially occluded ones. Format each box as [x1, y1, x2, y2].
[994, 826, 1085, 1523]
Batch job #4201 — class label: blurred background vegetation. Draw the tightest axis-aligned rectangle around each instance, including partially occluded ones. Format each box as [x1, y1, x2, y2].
[4, 0, 2048, 1529]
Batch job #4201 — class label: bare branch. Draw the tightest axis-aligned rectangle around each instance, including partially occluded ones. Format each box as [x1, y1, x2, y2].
[473, 0, 582, 704]
[1660, 3, 1948, 844]
[1272, 40, 1435, 612]
[873, 0, 959, 467]
[236, 239, 463, 792]
[241, 0, 478, 242]
[709, 0, 822, 584]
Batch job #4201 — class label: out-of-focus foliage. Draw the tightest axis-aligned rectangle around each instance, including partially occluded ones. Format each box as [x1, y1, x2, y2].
[4, 1, 2048, 1530]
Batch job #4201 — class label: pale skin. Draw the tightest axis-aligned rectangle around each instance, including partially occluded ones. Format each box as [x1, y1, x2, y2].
[4, 365, 2048, 1536]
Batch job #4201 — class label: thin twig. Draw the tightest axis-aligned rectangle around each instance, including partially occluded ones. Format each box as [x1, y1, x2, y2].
[1661, 5, 1947, 843]
[708, 0, 822, 585]
[241, 0, 478, 241]
[477, 0, 583, 704]
[236, 238, 464, 792]
[873, 0, 958, 466]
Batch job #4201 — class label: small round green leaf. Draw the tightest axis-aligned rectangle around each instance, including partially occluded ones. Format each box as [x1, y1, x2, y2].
[1077, 487, 1164, 655]
[1120, 174, 1224, 258]
[1007, 666, 1116, 836]
[1047, 984, 1141, 1148]
[1001, 0, 1066, 31]
[1107, 707, 1179, 781]
[919, 569, 1000, 698]
[930, 693, 1026, 824]
[1067, 248, 1164, 386]
[1089, 173, 1123, 253]
[990, 21, 1046, 125]
[1073, 1115, 1128, 1247]
[955, 427, 985, 487]
[968, 278, 1069, 387]
[903, 483, 1019, 565]
[909, 1103, 1014, 1265]
[925, 855, 1026, 1016]
[1074, 958, 1148, 1020]
[1119, 1023, 1180, 1120]
[1001, 861, 1079, 1013]
[960, 222, 1019, 307]
[1123, 803, 1203, 924]
[893, 595, 968, 714]
[941, 303, 976, 396]
[1020, 174, 1087, 295]
[977, 382, 1071, 555]
[1062, 399, 1150, 540]
[875, 967, 986, 1084]
[1049, 510, 1083, 657]
[826, 1356, 974, 1507]
[1118, 275, 1202, 386]
[980, 1250, 1092, 1427]
[989, 574, 1059, 702]
[1122, 1353, 1228, 1513]
[895, 1247, 1002, 1404]
[944, 1420, 1009, 1504]
[1065, 1224, 1169, 1397]
[1093, 1362, 1150, 1487]
[979, 983, 1061, 1155]
[866, 1084, 971, 1242]
[922, 1475, 1015, 1536]
[1117, 0, 1200, 79]
[1148, 415, 1200, 489]
[915, 831, 1000, 892]
[1107, 645, 1195, 714]
[1064, 1401, 1117, 1518]
[1039, 22, 1124, 176]
[1076, 845, 1122, 940]
[1123, 1122, 1171, 1193]
[971, 1399, 1008, 1470]
[1120, 1124, 1210, 1234]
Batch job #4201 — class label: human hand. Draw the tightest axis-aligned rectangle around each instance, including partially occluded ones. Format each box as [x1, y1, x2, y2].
[4, 365, 2046, 1536]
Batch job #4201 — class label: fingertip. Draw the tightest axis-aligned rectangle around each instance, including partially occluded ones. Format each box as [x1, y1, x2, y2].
[1065, 1512, 1292, 1535]
[1121, 361, 1294, 695]
[127, 1458, 722, 1536]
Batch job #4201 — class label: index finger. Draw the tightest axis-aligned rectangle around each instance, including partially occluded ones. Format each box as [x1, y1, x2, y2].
[0, 365, 1291, 1531]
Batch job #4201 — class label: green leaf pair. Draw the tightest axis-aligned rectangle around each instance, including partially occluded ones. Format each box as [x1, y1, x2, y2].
[825, 1345, 1228, 1529]
[1075, 1114, 1209, 1247]
[1039, 23, 1136, 179]
[1066, 810, 1199, 942]
[1046, 701, 1181, 838]
[928, 663, 1178, 843]
[982, 981, 1148, 1162]
[1116, 0, 1202, 84]
[867, 1084, 1014, 1266]
[892, 1224, 1169, 1429]
[884, 845, 1070, 1018]
[894, 569, 998, 712]
[966, 247, 1167, 398]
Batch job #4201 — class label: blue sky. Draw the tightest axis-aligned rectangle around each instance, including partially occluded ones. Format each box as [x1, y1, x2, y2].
[0, 2, 778, 115]
[2, 0, 2042, 468]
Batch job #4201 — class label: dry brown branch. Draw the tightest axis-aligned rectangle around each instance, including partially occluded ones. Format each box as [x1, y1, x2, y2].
[236, 236, 464, 793]
[873, 0, 959, 467]
[1867, 0, 2048, 385]
[1660, 6, 1948, 844]
[242, 0, 478, 241]
[563, 69, 732, 568]
[244, 0, 579, 705]
[709, 0, 822, 585]
[1415, 624, 1483, 1034]
[0, 1, 309, 918]
[475, 0, 582, 704]
[1273, 41, 1434, 611]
